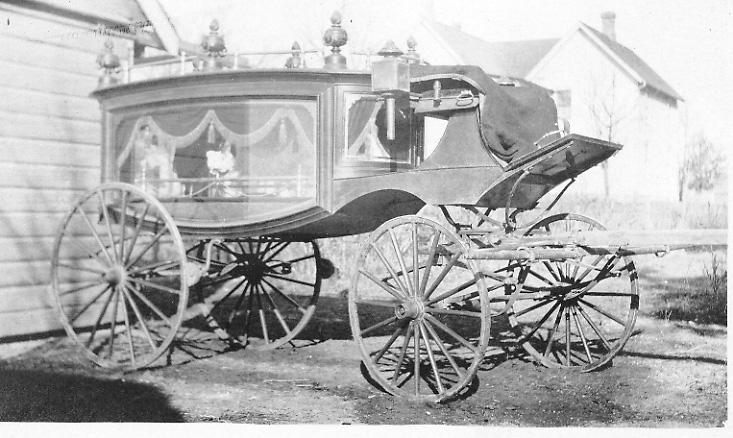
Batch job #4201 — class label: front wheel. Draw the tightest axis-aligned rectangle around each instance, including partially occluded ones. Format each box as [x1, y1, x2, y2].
[349, 216, 490, 402]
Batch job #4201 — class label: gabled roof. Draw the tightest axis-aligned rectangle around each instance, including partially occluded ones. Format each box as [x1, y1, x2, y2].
[427, 18, 682, 103]
[427, 21, 557, 78]
[580, 23, 683, 101]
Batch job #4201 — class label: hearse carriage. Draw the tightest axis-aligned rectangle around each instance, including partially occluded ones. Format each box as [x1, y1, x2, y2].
[50, 13, 723, 402]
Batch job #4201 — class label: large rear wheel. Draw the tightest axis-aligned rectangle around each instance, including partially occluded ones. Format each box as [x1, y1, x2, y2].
[50, 183, 188, 371]
[191, 238, 322, 350]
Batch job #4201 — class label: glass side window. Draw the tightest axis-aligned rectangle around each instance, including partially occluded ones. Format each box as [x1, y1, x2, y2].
[343, 93, 413, 164]
[115, 99, 317, 200]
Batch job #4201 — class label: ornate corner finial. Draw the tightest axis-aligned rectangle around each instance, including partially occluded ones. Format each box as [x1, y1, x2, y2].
[323, 10, 348, 70]
[286, 41, 303, 68]
[406, 35, 420, 64]
[201, 19, 226, 72]
[96, 39, 121, 87]
[378, 40, 403, 58]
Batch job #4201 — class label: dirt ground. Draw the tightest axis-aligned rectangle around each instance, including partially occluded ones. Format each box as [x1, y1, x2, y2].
[0, 251, 727, 427]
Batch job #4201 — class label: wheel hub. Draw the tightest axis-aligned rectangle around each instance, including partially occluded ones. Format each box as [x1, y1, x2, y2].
[395, 298, 425, 320]
[102, 265, 127, 286]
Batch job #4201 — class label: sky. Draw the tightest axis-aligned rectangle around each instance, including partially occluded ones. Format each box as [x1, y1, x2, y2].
[159, 0, 732, 153]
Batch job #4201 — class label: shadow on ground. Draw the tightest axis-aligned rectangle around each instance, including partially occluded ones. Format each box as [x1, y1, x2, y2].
[0, 366, 184, 422]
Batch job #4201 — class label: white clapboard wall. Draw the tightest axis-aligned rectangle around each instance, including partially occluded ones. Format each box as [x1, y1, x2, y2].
[0, 4, 133, 338]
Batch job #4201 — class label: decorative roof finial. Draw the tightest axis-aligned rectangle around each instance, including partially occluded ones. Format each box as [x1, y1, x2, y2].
[377, 40, 403, 58]
[201, 19, 227, 72]
[323, 11, 348, 70]
[96, 39, 121, 87]
[286, 41, 303, 68]
[406, 36, 420, 64]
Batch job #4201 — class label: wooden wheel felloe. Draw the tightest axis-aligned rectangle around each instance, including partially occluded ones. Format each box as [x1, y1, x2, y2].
[50, 183, 188, 371]
[507, 213, 639, 371]
[192, 238, 321, 350]
[349, 216, 490, 402]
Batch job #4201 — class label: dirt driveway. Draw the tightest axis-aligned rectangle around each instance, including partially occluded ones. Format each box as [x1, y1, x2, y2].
[0, 298, 726, 426]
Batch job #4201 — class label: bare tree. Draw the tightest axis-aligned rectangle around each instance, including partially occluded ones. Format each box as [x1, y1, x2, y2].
[585, 72, 637, 198]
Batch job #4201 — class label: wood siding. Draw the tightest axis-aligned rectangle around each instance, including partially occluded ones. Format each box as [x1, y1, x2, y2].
[0, 5, 128, 338]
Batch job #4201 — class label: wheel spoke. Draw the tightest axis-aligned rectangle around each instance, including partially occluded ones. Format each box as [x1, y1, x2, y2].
[76, 206, 114, 266]
[261, 278, 308, 315]
[422, 318, 464, 379]
[125, 223, 170, 269]
[389, 228, 414, 296]
[263, 240, 290, 263]
[127, 259, 181, 277]
[413, 322, 421, 396]
[570, 305, 593, 362]
[263, 273, 315, 288]
[354, 299, 401, 307]
[426, 307, 482, 318]
[426, 278, 477, 307]
[370, 242, 408, 297]
[56, 262, 106, 275]
[424, 313, 477, 353]
[412, 223, 420, 297]
[373, 324, 407, 364]
[361, 315, 399, 337]
[259, 282, 292, 336]
[124, 284, 173, 327]
[527, 265, 559, 286]
[226, 281, 252, 330]
[576, 303, 613, 350]
[208, 277, 248, 314]
[543, 303, 565, 358]
[119, 289, 136, 367]
[419, 231, 441, 295]
[127, 277, 182, 295]
[123, 203, 150, 265]
[97, 192, 119, 264]
[117, 191, 128, 263]
[583, 291, 638, 298]
[419, 321, 444, 394]
[578, 298, 628, 326]
[423, 251, 462, 301]
[255, 286, 270, 343]
[66, 236, 109, 267]
[282, 253, 316, 265]
[120, 286, 157, 349]
[564, 307, 572, 366]
[359, 268, 404, 301]
[106, 286, 122, 359]
[513, 296, 556, 318]
[541, 260, 562, 283]
[517, 300, 562, 342]
[390, 322, 414, 385]
[81, 286, 115, 346]
[59, 280, 107, 297]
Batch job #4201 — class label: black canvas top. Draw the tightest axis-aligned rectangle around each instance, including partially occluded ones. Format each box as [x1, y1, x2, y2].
[411, 65, 558, 162]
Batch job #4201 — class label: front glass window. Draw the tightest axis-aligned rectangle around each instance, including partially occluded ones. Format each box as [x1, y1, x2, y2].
[115, 99, 317, 201]
[343, 93, 413, 164]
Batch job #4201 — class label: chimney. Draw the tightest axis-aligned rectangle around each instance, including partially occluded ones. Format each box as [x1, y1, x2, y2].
[601, 11, 616, 41]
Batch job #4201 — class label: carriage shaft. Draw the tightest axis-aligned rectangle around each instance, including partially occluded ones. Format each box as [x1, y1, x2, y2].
[467, 229, 727, 261]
